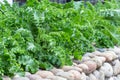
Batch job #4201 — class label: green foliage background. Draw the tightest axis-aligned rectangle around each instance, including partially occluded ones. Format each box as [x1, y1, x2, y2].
[0, 0, 120, 76]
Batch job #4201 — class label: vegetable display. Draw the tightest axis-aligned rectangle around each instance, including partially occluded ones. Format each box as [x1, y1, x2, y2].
[0, 0, 120, 77]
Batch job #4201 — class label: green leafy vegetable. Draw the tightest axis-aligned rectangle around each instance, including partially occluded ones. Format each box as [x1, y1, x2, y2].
[0, 0, 120, 76]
